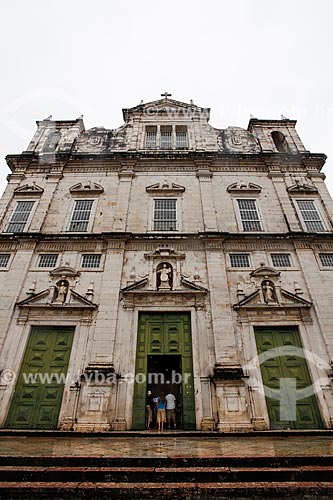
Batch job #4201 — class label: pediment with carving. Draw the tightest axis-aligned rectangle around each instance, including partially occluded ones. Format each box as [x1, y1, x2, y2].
[69, 182, 104, 195]
[14, 183, 44, 196]
[144, 247, 185, 260]
[146, 181, 185, 194]
[227, 181, 262, 194]
[287, 181, 318, 194]
[250, 265, 280, 279]
[49, 266, 80, 278]
[17, 287, 97, 309]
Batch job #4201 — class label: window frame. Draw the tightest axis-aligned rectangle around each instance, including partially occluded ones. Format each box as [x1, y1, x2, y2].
[3, 199, 36, 233]
[270, 253, 292, 268]
[143, 125, 189, 150]
[80, 253, 103, 269]
[37, 253, 59, 268]
[229, 253, 251, 268]
[294, 198, 327, 232]
[0, 253, 12, 270]
[152, 198, 178, 232]
[67, 199, 95, 233]
[235, 198, 263, 232]
[317, 253, 333, 269]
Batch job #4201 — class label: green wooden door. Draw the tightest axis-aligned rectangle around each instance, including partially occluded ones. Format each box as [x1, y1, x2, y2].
[254, 327, 322, 429]
[6, 326, 74, 429]
[132, 313, 195, 430]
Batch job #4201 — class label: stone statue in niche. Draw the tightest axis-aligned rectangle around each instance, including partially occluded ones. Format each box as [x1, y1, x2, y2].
[157, 263, 172, 290]
[262, 280, 277, 304]
[54, 280, 69, 303]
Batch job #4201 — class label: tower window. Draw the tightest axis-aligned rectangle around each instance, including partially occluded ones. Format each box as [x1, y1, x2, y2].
[153, 199, 177, 231]
[176, 126, 188, 149]
[5, 201, 35, 233]
[69, 200, 94, 232]
[145, 126, 157, 148]
[160, 126, 172, 149]
[296, 200, 325, 232]
[237, 199, 262, 231]
[271, 131, 290, 152]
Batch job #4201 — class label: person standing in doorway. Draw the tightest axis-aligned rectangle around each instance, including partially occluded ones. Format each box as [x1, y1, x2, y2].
[156, 393, 166, 432]
[146, 390, 154, 429]
[165, 391, 177, 429]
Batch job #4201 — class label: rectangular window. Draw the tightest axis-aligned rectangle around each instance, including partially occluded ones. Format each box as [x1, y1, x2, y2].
[153, 199, 177, 231]
[237, 199, 262, 231]
[37, 254, 58, 268]
[176, 126, 188, 149]
[5, 201, 35, 233]
[230, 254, 250, 268]
[160, 126, 172, 149]
[145, 126, 157, 148]
[0, 254, 10, 268]
[69, 200, 93, 232]
[271, 254, 292, 267]
[296, 200, 325, 232]
[319, 253, 333, 267]
[81, 254, 102, 268]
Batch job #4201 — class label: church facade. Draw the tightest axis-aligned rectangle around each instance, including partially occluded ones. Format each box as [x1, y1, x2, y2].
[0, 95, 333, 432]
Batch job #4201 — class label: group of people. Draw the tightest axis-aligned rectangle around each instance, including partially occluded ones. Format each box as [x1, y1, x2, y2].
[146, 390, 177, 432]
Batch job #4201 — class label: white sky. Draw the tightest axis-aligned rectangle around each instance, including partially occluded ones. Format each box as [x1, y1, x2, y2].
[0, 0, 332, 196]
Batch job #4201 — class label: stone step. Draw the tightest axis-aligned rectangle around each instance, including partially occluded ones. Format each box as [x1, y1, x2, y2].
[0, 465, 333, 483]
[0, 480, 333, 499]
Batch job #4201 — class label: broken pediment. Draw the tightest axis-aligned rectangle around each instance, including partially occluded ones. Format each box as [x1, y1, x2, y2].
[250, 265, 280, 279]
[233, 287, 312, 310]
[227, 181, 262, 194]
[287, 181, 318, 194]
[49, 266, 80, 278]
[14, 183, 44, 196]
[69, 182, 104, 195]
[17, 287, 97, 309]
[146, 181, 185, 194]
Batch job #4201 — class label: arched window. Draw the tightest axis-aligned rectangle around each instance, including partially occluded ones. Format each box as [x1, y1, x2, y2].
[271, 131, 290, 152]
[43, 131, 61, 152]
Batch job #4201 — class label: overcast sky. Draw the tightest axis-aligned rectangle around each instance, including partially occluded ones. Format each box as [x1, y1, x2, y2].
[0, 0, 332, 196]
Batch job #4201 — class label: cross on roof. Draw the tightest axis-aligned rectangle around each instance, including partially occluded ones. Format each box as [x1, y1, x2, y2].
[161, 92, 172, 98]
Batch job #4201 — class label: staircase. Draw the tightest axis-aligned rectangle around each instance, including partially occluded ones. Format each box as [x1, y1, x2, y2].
[0, 454, 333, 499]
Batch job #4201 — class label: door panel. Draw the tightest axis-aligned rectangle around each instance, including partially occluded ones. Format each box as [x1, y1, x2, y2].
[6, 326, 74, 429]
[132, 313, 195, 430]
[255, 327, 322, 429]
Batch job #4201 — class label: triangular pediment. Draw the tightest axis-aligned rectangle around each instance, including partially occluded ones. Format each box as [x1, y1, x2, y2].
[123, 97, 210, 121]
[14, 183, 44, 196]
[17, 288, 97, 309]
[181, 277, 208, 291]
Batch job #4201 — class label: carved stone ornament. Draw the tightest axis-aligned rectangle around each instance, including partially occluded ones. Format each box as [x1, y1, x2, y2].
[49, 266, 80, 278]
[74, 128, 108, 153]
[146, 181, 185, 194]
[227, 181, 262, 194]
[287, 179, 318, 194]
[14, 183, 44, 196]
[220, 127, 261, 153]
[69, 182, 104, 195]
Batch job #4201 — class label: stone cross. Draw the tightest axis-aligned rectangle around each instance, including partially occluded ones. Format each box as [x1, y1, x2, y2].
[161, 92, 172, 98]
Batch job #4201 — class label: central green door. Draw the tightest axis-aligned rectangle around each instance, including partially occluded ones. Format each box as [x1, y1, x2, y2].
[6, 326, 75, 429]
[254, 327, 322, 429]
[132, 313, 195, 430]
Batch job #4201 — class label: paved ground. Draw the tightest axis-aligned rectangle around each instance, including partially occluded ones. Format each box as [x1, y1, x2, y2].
[0, 434, 332, 458]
